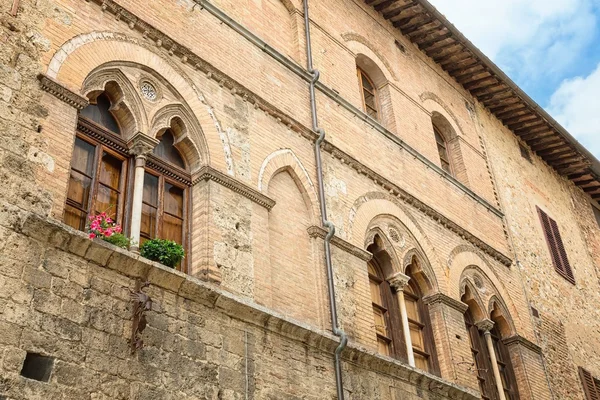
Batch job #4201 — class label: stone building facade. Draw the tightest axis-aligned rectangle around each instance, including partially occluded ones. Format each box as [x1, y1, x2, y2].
[0, 0, 599, 399]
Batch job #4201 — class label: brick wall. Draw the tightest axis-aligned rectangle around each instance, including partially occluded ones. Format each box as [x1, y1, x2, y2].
[1, 0, 598, 398]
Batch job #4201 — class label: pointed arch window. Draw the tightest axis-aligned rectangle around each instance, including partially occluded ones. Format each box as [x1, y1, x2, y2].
[64, 92, 129, 230]
[434, 124, 452, 174]
[358, 68, 379, 120]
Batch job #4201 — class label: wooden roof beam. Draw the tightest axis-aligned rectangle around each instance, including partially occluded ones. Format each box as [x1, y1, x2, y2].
[407, 23, 443, 39]
[375, 0, 397, 11]
[493, 103, 528, 118]
[384, 2, 418, 19]
[442, 56, 478, 70]
[514, 124, 551, 136]
[464, 76, 499, 91]
[417, 32, 454, 49]
[434, 50, 470, 66]
[454, 67, 488, 82]
[536, 147, 575, 158]
[508, 118, 545, 131]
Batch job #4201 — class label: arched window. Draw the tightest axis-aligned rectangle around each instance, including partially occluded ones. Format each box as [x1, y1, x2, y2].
[433, 124, 452, 174]
[64, 92, 128, 230]
[357, 68, 379, 120]
[65, 89, 191, 271]
[141, 130, 190, 250]
[404, 267, 438, 373]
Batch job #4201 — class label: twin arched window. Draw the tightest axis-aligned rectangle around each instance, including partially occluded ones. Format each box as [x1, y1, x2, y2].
[463, 294, 520, 400]
[367, 237, 438, 374]
[64, 90, 191, 270]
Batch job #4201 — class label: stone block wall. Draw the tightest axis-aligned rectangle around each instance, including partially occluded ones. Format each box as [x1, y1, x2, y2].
[0, 213, 479, 400]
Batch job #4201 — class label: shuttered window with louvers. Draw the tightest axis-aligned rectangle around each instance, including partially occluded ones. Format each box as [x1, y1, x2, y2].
[579, 367, 600, 400]
[536, 207, 575, 284]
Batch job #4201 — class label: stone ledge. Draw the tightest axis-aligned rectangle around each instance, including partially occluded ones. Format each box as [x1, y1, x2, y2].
[503, 334, 543, 355]
[38, 73, 89, 110]
[423, 292, 469, 314]
[193, 165, 276, 210]
[307, 225, 373, 261]
[17, 213, 479, 400]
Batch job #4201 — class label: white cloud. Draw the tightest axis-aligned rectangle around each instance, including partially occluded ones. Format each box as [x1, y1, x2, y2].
[548, 63, 600, 160]
[428, 0, 597, 81]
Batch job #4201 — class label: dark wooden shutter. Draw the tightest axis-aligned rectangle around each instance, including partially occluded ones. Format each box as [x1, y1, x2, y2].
[537, 207, 575, 284]
[579, 367, 600, 400]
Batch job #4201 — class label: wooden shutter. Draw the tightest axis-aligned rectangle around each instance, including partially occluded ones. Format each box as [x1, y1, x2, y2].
[537, 207, 575, 284]
[579, 367, 600, 400]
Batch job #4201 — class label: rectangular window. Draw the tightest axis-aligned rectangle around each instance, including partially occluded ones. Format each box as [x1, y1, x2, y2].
[579, 367, 600, 400]
[537, 207, 575, 284]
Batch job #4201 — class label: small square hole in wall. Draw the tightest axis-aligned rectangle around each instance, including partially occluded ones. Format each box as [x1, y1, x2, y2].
[530, 306, 540, 318]
[519, 142, 533, 163]
[592, 203, 600, 229]
[394, 40, 406, 54]
[20, 353, 54, 382]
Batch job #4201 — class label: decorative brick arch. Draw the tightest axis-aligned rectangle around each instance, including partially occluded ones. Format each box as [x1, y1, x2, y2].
[150, 104, 209, 172]
[46, 32, 233, 174]
[258, 149, 318, 222]
[348, 192, 447, 293]
[81, 67, 148, 139]
[420, 92, 466, 138]
[451, 247, 521, 332]
[342, 33, 398, 82]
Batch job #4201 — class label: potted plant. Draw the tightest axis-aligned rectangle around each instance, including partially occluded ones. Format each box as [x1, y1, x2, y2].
[139, 239, 184, 268]
[87, 212, 130, 249]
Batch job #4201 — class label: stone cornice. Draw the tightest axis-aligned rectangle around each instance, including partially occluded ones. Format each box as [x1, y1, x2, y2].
[17, 213, 479, 400]
[307, 226, 372, 261]
[423, 293, 469, 314]
[503, 334, 543, 355]
[84, 0, 512, 267]
[38, 73, 89, 109]
[193, 165, 276, 210]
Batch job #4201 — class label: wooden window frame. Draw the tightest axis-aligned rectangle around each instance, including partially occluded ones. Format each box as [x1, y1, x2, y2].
[368, 259, 406, 360]
[404, 280, 440, 375]
[536, 206, 575, 284]
[67, 115, 193, 274]
[491, 326, 520, 400]
[143, 155, 192, 274]
[465, 311, 497, 400]
[580, 367, 600, 400]
[357, 67, 380, 121]
[65, 117, 131, 230]
[433, 124, 453, 175]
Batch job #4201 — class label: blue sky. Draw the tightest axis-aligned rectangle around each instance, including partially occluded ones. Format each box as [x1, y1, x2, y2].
[429, 0, 600, 160]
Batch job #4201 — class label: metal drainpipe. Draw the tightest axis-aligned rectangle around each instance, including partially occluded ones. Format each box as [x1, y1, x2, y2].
[303, 1, 347, 399]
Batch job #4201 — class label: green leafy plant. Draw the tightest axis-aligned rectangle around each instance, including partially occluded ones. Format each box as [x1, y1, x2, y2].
[140, 239, 184, 268]
[102, 232, 131, 249]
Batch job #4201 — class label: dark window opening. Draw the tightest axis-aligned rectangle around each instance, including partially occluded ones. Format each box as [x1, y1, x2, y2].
[519, 143, 532, 163]
[20, 352, 54, 382]
[80, 93, 121, 134]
